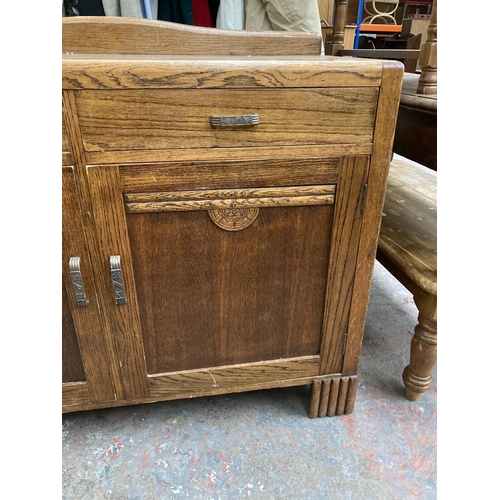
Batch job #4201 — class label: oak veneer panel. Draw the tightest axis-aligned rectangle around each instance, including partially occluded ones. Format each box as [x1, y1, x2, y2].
[62, 153, 73, 166]
[62, 117, 72, 165]
[119, 158, 340, 193]
[62, 283, 86, 383]
[88, 144, 372, 165]
[319, 156, 369, 374]
[61, 120, 71, 154]
[148, 356, 320, 398]
[62, 382, 91, 408]
[126, 205, 333, 373]
[63, 373, 330, 413]
[86, 164, 151, 400]
[62, 166, 118, 403]
[62, 118, 70, 153]
[62, 17, 321, 56]
[75, 88, 378, 152]
[62, 55, 383, 90]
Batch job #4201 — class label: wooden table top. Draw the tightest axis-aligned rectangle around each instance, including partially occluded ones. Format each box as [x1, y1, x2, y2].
[400, 72, 437, 112]
[378, 157, 437, 295]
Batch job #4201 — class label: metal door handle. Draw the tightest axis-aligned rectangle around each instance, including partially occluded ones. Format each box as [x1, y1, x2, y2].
[210, 114, 259, 127]
[69, 257, 89, 307]
[110, 255, 128, 305]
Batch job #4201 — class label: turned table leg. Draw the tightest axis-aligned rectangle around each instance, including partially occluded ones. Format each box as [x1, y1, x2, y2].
[402, 291, 437, 401]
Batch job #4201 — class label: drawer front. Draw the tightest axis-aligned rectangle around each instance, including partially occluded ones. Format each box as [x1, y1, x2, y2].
[76, 88, 379, 152]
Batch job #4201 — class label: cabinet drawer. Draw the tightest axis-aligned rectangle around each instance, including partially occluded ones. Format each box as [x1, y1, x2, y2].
[76, 88, 379, 152]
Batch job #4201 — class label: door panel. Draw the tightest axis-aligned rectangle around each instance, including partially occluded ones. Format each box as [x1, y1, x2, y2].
[85, 155, 369, 401]
[62, 166, 119, 405]
[62, 282, 86, 383]
[126, 205, 334, 373]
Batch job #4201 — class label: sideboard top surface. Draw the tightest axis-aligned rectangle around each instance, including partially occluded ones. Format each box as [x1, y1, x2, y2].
[62, 55, 400, 90]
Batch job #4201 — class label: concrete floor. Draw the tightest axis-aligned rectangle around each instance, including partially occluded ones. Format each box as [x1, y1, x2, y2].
[62, 261, 437, 499]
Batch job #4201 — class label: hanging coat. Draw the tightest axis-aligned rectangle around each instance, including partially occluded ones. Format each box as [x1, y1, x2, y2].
[158, 0, 194, 25]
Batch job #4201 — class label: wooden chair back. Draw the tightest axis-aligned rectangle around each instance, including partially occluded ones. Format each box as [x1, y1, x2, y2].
[62, 16, 322, 56]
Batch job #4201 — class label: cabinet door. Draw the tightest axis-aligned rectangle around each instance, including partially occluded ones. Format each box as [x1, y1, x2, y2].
[62, 166, 120, 410]
[86, 155, 368, 403]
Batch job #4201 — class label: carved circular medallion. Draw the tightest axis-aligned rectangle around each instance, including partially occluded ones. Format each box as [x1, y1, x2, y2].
[208, 208, 259, 231]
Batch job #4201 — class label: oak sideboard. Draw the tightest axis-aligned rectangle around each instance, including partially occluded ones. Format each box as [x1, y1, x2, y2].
[62, 54, 403, 417]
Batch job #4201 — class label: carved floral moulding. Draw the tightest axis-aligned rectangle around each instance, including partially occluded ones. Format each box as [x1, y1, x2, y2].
[124, 185, 336, 215]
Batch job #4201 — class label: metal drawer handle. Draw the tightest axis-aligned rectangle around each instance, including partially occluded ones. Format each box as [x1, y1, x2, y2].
[69, 257, 89, 307]
[110, 255, 128, 305]
[210, 114, 259, 127]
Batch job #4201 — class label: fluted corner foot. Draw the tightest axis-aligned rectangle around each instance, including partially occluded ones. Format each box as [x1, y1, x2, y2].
[308, 376, 358, 418]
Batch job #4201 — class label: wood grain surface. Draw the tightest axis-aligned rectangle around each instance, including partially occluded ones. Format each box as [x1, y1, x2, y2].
[119, 157, 340, 193]
[86, 164, 151, 401]
[125, 194, 334, 213]
[62, 382, 90, 408]
[377, 159, 437, 294]
[75, 88, 378, 152]
[63, 17, 321, 56]
[63, 91, 127, 405]
[126, 204, 334, 373]
[62, 166, 119, 404]
[148, 356, 320, 398]
[62, 55, 383, 90]
[62, 115, 72, 166]
[308, 375, 358, 417]
[319, 156, 369, 375]
[87, 144, 372, 165]
[125, 185, 335, 202]
[62, 282, 86, 384]
[125, 184, 335, 213]
[342, 61, 403, 376]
